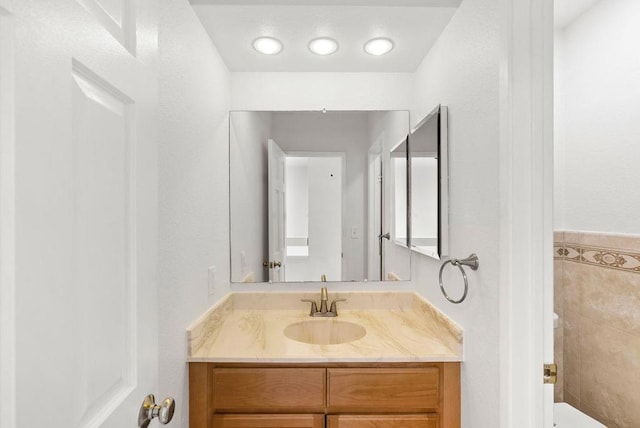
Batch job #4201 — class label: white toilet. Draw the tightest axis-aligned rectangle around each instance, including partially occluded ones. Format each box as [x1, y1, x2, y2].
[554, 402, 606, 427]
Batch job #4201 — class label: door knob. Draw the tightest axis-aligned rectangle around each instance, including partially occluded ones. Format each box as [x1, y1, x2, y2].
[263, 261, 282, 268]
[138, 394, 175, 428]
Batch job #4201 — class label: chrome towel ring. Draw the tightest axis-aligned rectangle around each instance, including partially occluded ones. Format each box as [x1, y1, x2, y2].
[439, 254, 479, 304]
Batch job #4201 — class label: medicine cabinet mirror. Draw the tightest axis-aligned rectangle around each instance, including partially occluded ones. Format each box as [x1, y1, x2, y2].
[409, 105, 449, 260]
[229, 110, 411, 283]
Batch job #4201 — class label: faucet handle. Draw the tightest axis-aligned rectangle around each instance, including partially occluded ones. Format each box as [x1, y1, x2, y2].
[301, 299, 318, 316]
[329, 298, 347, 315]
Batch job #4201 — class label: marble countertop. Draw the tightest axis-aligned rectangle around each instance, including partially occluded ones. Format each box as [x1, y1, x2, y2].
[187, 291, 463, 363]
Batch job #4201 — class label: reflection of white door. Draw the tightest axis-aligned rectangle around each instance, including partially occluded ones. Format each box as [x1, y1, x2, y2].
[307, 156, 342, 281]
[368, 153, 383, 281]
[268, 139, 287, 282]
[3, 0, 161, 426]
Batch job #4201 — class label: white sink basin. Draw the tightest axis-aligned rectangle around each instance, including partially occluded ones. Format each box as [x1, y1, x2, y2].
[284, 320, 366, 345]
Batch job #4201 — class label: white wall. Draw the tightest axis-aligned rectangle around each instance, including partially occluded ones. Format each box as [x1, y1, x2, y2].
[158, 1, 230, 426]
[392, 158, 408, 240]
[231, 72, 413, 111]
[411, 0, 501, 426]
[554, 0, 640, 234]
[229, 111, 272, 282]
[367, 111, 412, 280]
[553, 28, 567, 230]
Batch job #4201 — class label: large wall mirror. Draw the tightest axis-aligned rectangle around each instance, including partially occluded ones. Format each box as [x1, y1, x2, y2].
[409, 105, 449, 260]
[229, 111, 411, 283]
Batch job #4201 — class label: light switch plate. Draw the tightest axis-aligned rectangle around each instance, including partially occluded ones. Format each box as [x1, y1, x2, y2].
[351, 226, 360, 239]
[208, 266, 216, 295]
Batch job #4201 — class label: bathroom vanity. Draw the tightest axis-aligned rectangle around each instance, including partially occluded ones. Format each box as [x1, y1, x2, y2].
[187, 292, 463, 428]
[190, 362, 459, 428]
[189, 106, 462, 427]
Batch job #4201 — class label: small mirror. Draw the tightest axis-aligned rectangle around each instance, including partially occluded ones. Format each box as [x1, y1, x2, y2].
[409, 105, 449, 259]
[229, 111, 411, 283]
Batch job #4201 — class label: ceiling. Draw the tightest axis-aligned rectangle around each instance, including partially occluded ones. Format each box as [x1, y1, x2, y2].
[190, 2, 460, 72]
[555, 0, 601, 28]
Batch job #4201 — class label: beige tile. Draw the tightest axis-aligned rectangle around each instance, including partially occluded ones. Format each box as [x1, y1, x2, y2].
[580, 319, 640, 428]
[579, 231, 640, 253]
[554, 383, 564, 403]
[564, 390, 580, 409]
[563, 230, 584, 246]
[554, 260, 565, 317]
[580, 402, 616, 428]
[554, 230, 565, 242]
[580, 264, 640, 337]
[563, 309, 581, 398]
[562, 262, 582, 316]
[554, 323, 564, 402]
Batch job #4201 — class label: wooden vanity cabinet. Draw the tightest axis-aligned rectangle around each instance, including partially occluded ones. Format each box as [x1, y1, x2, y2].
[327, 414, 439, 428]
[213, 414, 325, 428]
[189, 363, 460, 428]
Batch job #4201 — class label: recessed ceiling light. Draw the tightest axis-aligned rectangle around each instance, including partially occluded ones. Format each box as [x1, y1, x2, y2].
[252, 37, 283, 55]
[308, 38, 339, 56]
[364, 38, 394, 56]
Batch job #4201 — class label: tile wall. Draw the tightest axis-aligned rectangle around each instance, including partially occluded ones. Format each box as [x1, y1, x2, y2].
[554, 231, 640, 428]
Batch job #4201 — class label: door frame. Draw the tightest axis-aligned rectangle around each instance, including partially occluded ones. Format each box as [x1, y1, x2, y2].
[367, 142, 383, 281]
[499, 0, 554, 426]
[0, 0, 16, 428]
[0, 2, 15, 427]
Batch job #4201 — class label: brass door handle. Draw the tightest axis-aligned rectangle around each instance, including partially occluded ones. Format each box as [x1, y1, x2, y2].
[262, 261, 282, 268]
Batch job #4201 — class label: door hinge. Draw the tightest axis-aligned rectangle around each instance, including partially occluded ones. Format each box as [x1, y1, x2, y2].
[377, 174, 383, 183]
[544, 363, 557, 384]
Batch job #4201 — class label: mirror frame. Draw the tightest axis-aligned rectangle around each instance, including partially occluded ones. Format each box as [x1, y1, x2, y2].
[408, 104, 449, 260]
[389, 136, 411, 250]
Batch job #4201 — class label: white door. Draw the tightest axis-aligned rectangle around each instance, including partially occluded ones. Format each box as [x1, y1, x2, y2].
[367, 153, 383, 281]
[307, 156, 342, 282]
[268, 139, 287, 282]
[3, 0, 161, 427]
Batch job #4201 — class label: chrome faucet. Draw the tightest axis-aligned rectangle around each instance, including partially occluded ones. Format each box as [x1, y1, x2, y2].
[301, 287, 346, 317]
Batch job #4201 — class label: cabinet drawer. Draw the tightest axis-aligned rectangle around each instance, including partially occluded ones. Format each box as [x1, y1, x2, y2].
[327, 368, 440, 412]
[213, 368, 326, 412]
[327, 415, 438, 428]
[213, 414, 325, 428]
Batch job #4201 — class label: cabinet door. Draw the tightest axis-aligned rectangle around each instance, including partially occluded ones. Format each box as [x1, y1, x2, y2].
[327, 368, 440, 413]
[213, 368, 326, 413]
[213, 414, 325, 428]
[327, 414, 439, 428]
